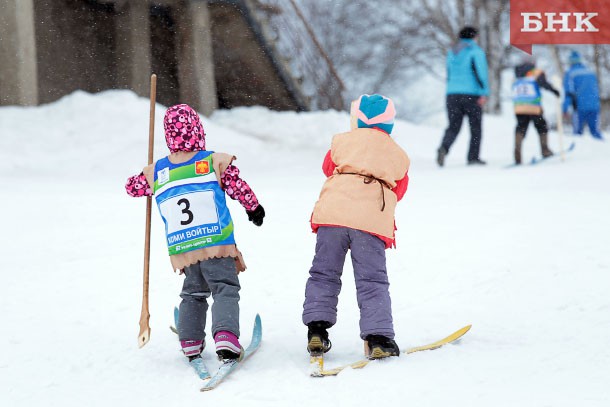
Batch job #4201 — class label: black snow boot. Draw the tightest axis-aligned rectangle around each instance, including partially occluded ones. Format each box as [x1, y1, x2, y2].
[539, 133, 554, 158]
[436, 147, 447, 167]
[216, 348, 244, 361]
[365, 334, 400, 359]
[515, 131, 525, 164]
[307, 321, 332, 354]
[467, 158, 487, 165]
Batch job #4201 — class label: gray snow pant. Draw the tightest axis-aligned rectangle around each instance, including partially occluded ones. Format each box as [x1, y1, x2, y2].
[178, 257, 240, 341]
[302, 226, 395, 339]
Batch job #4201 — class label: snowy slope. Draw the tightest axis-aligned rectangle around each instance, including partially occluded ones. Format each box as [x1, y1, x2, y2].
[1, 90, 609, 406]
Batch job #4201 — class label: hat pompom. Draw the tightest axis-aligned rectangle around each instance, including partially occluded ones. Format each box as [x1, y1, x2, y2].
[354, 94, 396, 134]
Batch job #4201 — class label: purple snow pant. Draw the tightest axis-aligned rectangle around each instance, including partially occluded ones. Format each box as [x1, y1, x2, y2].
[302, 226, 395, 339]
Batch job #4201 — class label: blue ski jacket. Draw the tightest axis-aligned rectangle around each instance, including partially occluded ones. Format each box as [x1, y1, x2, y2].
[562, 63, 600, 113]
[446, 39, 489, 97]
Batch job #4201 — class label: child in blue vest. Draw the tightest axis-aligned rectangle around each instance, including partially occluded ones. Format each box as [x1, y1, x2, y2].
[512, 57, 560, 164]
[125, 104, 265, 362]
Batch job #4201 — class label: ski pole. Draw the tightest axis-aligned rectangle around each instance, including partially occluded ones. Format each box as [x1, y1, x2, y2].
[138, 73, 157, 348]
[552, 75, 566, 162]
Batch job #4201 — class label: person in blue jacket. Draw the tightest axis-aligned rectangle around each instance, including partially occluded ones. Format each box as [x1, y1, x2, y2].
[437, 26, 490, 166]
[562, 51, 603, 140]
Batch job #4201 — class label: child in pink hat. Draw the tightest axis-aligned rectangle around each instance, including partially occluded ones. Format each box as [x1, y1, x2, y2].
[125, 104, 265, 362]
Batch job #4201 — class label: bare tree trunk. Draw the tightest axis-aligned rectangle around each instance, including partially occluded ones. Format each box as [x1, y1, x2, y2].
[550, 45, 564, 78]
[476, 0, 510, 114]
[591, 44, 608, 129]
[457, 0, 466, 28]
[299, 0, 513, 117]
[593, 44, 603, 92]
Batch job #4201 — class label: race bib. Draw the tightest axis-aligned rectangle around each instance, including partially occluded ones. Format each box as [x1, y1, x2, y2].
[513, 82, 537, 97]
[159, 190, 220, 235]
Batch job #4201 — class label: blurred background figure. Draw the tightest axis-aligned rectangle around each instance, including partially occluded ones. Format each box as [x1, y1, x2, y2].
[562, 51, 604, 140]
[511, 55, 560, 164]
[436, 26, 489, 167]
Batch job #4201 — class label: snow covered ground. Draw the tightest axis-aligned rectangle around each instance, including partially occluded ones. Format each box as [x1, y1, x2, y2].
[1, 90, 609, 406]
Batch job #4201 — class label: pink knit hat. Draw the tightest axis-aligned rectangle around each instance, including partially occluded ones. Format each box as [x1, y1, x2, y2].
[163, 104, 206, 153]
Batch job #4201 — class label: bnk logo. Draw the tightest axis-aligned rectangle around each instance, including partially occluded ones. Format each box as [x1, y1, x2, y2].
[510, 0, 610, 53]
[521, 12, 598, 32]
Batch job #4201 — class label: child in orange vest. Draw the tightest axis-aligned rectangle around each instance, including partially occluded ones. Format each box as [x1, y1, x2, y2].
[303, 94, 410, 358]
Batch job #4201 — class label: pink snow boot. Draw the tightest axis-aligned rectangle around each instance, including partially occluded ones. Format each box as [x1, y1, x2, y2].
[214, 331, 243, 360]
[180, 339, 205, 360]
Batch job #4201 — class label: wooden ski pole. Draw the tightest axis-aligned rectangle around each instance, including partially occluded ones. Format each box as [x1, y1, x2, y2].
[138, 73, 157, 348]
[552, 75, 566, 162]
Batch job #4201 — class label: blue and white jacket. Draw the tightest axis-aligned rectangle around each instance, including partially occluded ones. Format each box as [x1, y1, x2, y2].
[562, 63, 600, 113]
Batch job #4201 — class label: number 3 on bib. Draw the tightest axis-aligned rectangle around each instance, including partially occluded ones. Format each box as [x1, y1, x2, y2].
[160, 191, 220, 234]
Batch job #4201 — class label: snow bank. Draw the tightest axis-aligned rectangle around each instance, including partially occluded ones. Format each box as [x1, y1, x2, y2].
[1, 90, 609, 407]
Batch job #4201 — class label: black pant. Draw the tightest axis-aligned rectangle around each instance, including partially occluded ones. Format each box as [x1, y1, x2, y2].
[440, 94, 482, 161]
[515, 114, 548, 136]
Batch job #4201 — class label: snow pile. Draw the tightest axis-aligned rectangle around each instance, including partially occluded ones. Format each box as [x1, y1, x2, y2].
[1, 90, 609, 406]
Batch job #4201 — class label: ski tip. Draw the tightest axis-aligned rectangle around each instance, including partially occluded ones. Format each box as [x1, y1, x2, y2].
[251, 314, 262, 343]
[454, 324, 472, 337]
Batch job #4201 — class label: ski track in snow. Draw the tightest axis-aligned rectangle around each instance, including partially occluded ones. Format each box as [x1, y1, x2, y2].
[0, 90, 609, 406]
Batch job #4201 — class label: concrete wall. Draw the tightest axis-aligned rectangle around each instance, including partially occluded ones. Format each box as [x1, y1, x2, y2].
[115, 0, 152, 97]
[0, 0, 38, 105]
[150, 4, 181, 106]
[33, 0, 117, 104]
[0, 0, 218, 113]
[0, 0, 299, 114]
[176, 0, 217, 116]
[209, 3, 300, 110]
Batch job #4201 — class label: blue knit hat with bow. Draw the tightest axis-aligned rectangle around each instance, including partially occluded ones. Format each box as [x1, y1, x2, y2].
[354, 94, 396, 134]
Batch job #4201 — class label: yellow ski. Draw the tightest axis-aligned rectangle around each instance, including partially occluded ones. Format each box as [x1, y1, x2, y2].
[309, 354, 325, 377]
[318, 324, 472, 377]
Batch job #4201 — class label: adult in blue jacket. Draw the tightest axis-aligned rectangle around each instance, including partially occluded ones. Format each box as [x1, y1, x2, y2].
[562, 51, 603, 140]
[437, 26, 490, 166]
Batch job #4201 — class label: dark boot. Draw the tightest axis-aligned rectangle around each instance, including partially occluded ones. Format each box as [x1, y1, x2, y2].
[307, 321, 332, 354]
[436, 146, 447, 167]
[467, 158, 487, 165]
[539, 133, 554, 158]
[364, 334, 400, 359]
[514, 131, 525, 164]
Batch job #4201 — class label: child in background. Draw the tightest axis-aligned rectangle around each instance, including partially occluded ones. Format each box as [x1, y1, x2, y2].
[303, 94, 410, 359]
[125, 104, 265, 363]
[512, 55, 560, 164]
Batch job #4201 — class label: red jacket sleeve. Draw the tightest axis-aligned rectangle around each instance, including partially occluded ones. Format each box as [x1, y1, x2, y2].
[392, 172, 409, 202]
[322, 150, 336, 177]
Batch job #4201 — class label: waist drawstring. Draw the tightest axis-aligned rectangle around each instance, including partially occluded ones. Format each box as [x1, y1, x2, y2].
[337, 172, 391, 211]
